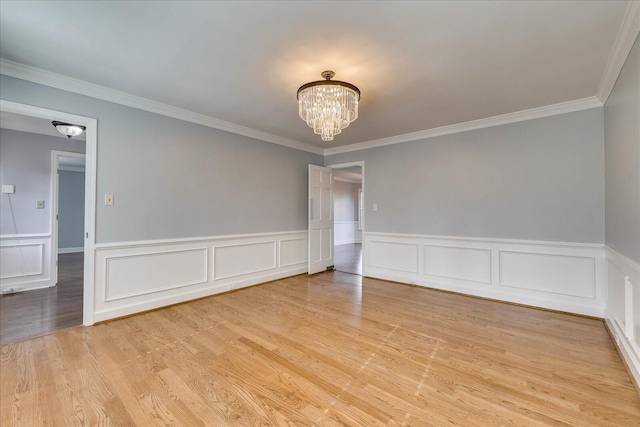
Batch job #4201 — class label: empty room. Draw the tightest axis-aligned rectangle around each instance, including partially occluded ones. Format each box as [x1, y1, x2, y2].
[1, 1, 639, 426]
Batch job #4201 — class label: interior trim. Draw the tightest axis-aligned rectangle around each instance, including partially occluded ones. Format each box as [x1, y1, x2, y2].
[596, 1, 640, 104]
[0, 59, 324, 155]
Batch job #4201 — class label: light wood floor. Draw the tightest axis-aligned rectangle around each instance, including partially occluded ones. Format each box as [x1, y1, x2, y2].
[335, 243, 362, 275]
[2, 271, 639, 426]
[0, 253, 83, 344]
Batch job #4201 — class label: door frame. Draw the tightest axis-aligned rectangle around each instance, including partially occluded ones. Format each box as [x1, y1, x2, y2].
[51, 150, 87, 287]
[325, 161, 365, 276]
[1, 99, 98, 326]
[308, 164, 335, 274]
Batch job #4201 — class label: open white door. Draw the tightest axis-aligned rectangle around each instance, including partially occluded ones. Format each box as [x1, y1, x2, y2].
[308, 164, 334, 274]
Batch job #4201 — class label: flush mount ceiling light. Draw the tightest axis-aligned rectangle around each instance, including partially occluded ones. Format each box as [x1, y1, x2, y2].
[51, 121, 86, 138]
[297, 70, 360, 142]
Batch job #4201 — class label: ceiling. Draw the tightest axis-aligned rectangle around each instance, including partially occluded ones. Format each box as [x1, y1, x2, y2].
[0, 1, 632, 150]
[0, 110, 86, 141]
[333, 166, 362, 183]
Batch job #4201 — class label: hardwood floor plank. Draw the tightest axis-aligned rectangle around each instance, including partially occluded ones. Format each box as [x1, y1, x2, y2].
[2, 271, 639, 426]
[0, 253, 84, 344]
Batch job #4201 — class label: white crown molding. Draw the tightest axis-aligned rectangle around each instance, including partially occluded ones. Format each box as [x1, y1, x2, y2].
[1, 58, 609, 158]
[597, 1, 640, 104]
[0, 59, 324, 155]
[324, 96, 603, 156]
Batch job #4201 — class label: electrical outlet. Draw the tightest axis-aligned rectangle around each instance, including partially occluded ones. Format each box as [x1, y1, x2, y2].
[36, 200, 45, 209]
[104, 194, 114, 206]
[373, 203, 378, 211]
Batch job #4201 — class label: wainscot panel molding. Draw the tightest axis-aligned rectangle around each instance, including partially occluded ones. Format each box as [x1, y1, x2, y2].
[213, 242, 276, 280]
[605, 246, 640, 387]
[93, 231, 307, 322]
[0, 233, 54, 292]
[104, 248, 209, 302]
[363, 232, 605, 317]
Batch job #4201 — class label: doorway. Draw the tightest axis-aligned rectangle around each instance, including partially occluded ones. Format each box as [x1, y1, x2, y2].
[0, 101, 97, 342]
[327, 162, 364, 275]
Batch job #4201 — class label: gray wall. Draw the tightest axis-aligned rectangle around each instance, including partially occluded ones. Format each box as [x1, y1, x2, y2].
[605, 35, 640, 263]
[326, 108, 605, 244]
[1, 75, 608, 247]
[334, 180, 359, 221]
[0, 76, 323, 243]
[58, 170, 85, 249]
[0, 128, 85, 235]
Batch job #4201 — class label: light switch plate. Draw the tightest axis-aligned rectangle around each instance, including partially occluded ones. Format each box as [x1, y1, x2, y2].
[104, 194, 114, 206]
[373, 203, 378, 211]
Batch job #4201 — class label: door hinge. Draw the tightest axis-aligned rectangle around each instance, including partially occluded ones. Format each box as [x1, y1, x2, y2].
[56, 214, 59, 220]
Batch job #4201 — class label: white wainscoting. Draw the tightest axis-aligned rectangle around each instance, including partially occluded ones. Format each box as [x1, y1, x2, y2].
[335, 220, 361, 245]
[93, 231, 307, 322]
[605, 246, 640, 387]
[363, 232, 605, 317]
[0, 233, 54, 292]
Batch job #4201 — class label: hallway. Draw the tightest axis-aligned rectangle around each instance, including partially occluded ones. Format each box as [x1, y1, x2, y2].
[334, 243, 362, 275]
[0, 252, 83, 343]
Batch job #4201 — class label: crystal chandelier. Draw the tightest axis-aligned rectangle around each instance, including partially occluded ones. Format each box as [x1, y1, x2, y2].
[297, 71, 360, 141]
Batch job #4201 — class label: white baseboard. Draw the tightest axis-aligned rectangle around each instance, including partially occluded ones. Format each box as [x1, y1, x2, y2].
[363, 232, 605, 317]
[605, 246, 640, 388]
[93, 231, 307, 322]
[0, 233, 55, 292]
[605, 314, 640, 390]
[58, 246, 84, 254]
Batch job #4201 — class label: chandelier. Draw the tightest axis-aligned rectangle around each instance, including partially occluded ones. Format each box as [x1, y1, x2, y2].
[297, 71, 360, 141]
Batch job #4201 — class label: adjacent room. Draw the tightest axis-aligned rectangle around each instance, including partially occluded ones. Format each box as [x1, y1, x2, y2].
[1, 1, 639, 425]
[0, 112, 86, 343]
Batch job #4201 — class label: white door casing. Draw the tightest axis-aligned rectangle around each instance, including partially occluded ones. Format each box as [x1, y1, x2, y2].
[308, 165, 334, 274]
[51, 151, 86, 285]
[1, 99, 98, 326]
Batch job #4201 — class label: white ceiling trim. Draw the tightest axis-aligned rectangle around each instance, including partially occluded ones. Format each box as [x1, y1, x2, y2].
[0, 57, 616, 158]
[597, 1, 640, 104]
[324, 96, 603, 156]
[0, 59, 324, 155]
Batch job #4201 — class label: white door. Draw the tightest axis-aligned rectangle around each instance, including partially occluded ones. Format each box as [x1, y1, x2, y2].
[308, 164, 334, 274]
